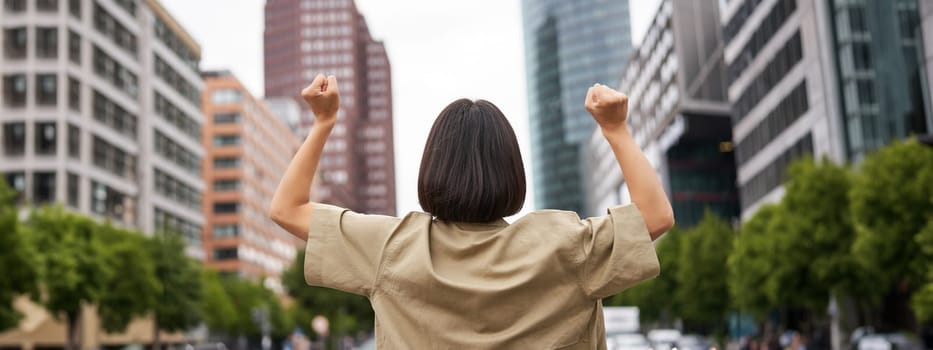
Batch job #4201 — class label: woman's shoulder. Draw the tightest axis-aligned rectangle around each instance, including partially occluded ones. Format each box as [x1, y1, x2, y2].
[510, 209, 588, 232]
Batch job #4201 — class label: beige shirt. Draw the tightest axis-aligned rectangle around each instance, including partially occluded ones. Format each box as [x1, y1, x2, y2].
[304, 203, 660, 349]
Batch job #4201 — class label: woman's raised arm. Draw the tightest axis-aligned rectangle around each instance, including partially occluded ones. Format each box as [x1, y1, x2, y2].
[270, 74, 339, 240]
[585, 84, 674, 240]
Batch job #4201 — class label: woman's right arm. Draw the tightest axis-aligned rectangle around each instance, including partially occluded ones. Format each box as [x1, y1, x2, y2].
[270, 74, 339, 240]
[584, 84, 674, 240]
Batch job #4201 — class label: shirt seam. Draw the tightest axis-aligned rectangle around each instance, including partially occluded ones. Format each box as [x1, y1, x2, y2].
[573, 211, 597, 299]
[368, 212, 419, 298]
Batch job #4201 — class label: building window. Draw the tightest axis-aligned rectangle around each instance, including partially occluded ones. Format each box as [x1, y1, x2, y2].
[213, 135, 241, 146]
[68, 124, 80, 158]
[113, 0, 135, 16]
[36, 74, 58, 106]
[91, 181, 132, 223]
[4, 173, 25, 203]
[213, 247, 238, 261]
[4, 28, 27, 59]
[154, 207, 202, 246]
[69, 0, 80, 18]
[211, 89, 242, 104]
[67, 172, 79, 207]
[733, 32, 803, 124]
[153, 93, 201, 141]
[213, 202, 239, 214]
[92, 91, 137, 137]
[93, 46, 138, 98]
[213, 157, 240, 169]
[154, 168, 201, 209]
[154, 54, 199, 106]
[4, 0, 26, 12]
[213, 179, 240, 191]
[153, 18, 198, 72]
[92, 136, 136, 179]
[33, 172, 56, 204]
[213, 113, 241, 124]
[212, 225, 240, 238]
[852, 42, 872, 70]
[3, 123, 26, 156]
[69, 30, 81, 64]
[36, 27, 59, 59]
[3, 75, 27, 107]
[736, 82, 809, 164]
[93, 3, 137, 56]
[37, 0, 58, 12]
[68, 77, 80, 111]
[35, 122, 57, 155]
[740, 133, 813, 208]
[153, 131, 200, 176]
[727, 0, 797, 84]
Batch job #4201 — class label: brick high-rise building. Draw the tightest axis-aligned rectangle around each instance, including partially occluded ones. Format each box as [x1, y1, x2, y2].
[201, 70, 303, 292]
[264, 0, 396, 215]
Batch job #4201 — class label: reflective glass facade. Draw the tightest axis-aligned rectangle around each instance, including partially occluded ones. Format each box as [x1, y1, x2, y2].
[829, 0, 931, 161]
[522, 0, 633, 213]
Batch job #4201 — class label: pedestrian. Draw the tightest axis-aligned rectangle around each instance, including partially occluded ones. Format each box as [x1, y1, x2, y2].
[270, 75, 674, 349]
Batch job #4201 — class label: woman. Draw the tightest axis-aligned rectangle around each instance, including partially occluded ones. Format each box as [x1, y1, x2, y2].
[270, 74, 674, 349]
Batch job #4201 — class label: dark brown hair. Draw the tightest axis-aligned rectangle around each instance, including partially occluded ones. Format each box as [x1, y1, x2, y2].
[418, 99, 526, 222]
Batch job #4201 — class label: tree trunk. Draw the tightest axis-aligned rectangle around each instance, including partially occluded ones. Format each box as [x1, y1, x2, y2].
[153, 315, 161, 350]
[65, 313, 79, 350]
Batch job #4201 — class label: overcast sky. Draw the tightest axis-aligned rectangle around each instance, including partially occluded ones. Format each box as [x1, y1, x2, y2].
[161, 0, 662, 215]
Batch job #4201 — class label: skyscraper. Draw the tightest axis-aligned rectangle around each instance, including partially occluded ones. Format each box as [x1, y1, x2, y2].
[722, 0, 932, 217]
[583, 0, 739, 226]
[522, 0, 634, 214]
[264, 0, 396, 215]
[201, 70, 303, 292]
[0, 0, 206, 257]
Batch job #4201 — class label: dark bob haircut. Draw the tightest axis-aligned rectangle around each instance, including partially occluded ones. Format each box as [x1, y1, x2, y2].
[418, 99, 526, 223]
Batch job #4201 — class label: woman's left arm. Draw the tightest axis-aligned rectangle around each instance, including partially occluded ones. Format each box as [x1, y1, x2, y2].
[270, 74, 339, 240]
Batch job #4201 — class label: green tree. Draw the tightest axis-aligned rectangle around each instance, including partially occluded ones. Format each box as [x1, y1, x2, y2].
[96, 225, 160, 334]
[200, 270, 238, 334]
[850, 139, 933, 327]
[914, 221, 933, 322]
[676, 211, 734, 332]
[223, 277, 264, 336]
[283, 250, 374, 337]
[267, 291, 294, 339]
[782, 159, 864, 311]
[729, 204, 787, 316]
[28, 206, 110, 350]
[0, 179, 39, 331]
[606, 227, 682, 325]
[221, 277, 287, 338]
[148, 232, 203, 350]
[731, 159, 863, 327]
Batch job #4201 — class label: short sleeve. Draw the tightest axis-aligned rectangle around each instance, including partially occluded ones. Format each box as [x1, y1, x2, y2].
[579, 204, 660, 299]
[304, 203, 402, 296]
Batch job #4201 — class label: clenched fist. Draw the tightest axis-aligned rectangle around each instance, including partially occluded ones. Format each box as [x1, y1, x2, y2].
[301, 74, 340, 125]
[584, 83, 629, 134]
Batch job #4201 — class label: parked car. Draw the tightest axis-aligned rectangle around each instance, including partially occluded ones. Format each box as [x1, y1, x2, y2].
[675, 334, 716, 350]
[855, 333, 924, 350]
[648, 329, 682, 350]
[608, 332, 652, 350]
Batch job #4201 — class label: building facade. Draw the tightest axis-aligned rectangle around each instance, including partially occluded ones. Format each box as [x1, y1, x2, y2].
[584, 0, 739, 226]
[522, 0, 634, 214]
[263, 0, 396, 216]
[0, 0, 206, 256]
[722, 0, 931, 218]
[201, 70, 303, 292]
